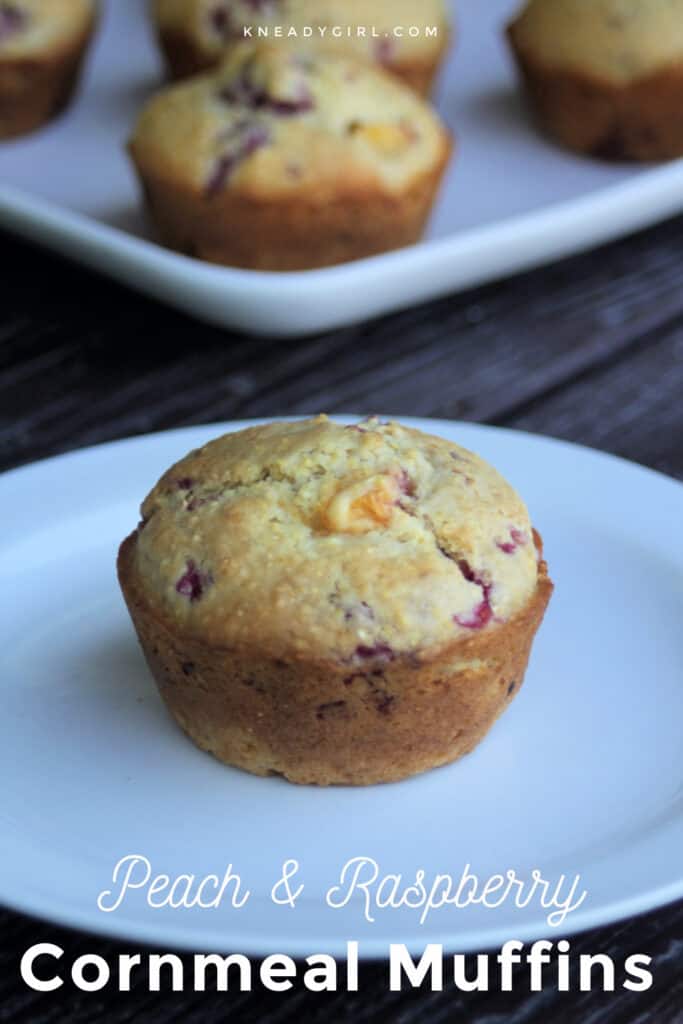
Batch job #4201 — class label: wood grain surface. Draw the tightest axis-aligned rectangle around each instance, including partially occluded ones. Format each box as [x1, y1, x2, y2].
[0, 214, 682, 1024]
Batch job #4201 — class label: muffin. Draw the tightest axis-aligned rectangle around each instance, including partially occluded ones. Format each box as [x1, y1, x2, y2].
[152, 0, 451, 97]
[117, 416, 553, 786]
[0, 0, 98, 140]
[128, 44, 452, 270]
[508, 0, 683, 161]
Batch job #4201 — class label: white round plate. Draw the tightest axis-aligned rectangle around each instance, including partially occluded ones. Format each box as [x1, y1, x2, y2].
[1, 418, 682, 956]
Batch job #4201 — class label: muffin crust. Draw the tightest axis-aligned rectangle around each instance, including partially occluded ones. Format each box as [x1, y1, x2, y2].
[118, 417, 553, 785]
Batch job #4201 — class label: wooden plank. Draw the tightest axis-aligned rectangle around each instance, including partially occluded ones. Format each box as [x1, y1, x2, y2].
[2, 214, 683, 470]
[500, 323, 683, 480]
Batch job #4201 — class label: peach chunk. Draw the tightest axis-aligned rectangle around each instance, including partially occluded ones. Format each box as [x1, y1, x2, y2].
[349, 122, 412, 156]
[323, 475, 402, 534]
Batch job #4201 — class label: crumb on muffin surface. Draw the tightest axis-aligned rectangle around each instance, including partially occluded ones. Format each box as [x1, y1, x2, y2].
[132, 416, 540, 660]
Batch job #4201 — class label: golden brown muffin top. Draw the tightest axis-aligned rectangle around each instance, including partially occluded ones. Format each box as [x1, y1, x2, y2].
[130, 417, 541, 661]
[153, 0, 449, 65]
[509, 0, 683, 83]
[129, 43, 450, 196]
[0, 0, 96, 56]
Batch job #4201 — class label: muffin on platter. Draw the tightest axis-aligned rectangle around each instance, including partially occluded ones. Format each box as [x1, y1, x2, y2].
[152, 0, 451, 97]
[128, 44, 452, 270]
[0, 0, 98, 140]
[117, 416, 553, 787]
[508, 0, 683, 161]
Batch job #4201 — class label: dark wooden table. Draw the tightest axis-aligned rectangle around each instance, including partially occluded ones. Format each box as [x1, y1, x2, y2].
[1, 218, 682, 1023]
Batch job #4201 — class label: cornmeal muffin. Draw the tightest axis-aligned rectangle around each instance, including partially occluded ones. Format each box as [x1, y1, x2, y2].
[128, 45, 452, 270]
[0, 0, 98, 140]
[117, 416, 553, 786]
[152, 0, 451, 97]
[508, 0, 683, 161]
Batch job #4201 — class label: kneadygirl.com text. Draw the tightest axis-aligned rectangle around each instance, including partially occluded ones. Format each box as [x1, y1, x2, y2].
[241, 25, 442, 42]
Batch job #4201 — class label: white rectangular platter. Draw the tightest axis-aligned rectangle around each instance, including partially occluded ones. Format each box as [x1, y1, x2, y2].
[1, 0, 683, 337]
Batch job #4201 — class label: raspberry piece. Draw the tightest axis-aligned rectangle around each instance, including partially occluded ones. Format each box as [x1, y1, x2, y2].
[206, 123, 271, 195]
[455, 598, 493, 630]
[355, 643, 395, 662]
[454, 559, 494, 630]
[175, 560, 211, 602]
[496, 528, 529, 555]
[267, 92, 314, 116]
[209, 4, 230, 36]
[0, 4, 25, 41]
[395, 469, 416, 496]
[375, 38, 395, 64]
[219, 76, 314, 116]
[209, 1, 278, 38]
